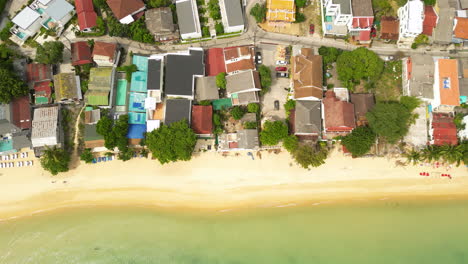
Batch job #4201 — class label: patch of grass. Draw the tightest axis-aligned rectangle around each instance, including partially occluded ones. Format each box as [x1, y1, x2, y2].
[368, 60, 402, 102]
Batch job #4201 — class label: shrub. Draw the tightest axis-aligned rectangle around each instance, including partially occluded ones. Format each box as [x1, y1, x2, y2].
[244, 121, 257, 129]
[231, 106, 246, 120]
[250, 3, 267, 23]
[215, 23, 224, 34]
[247, 103, 260, 113]
[216, 72, 227, 89]
[260, 121, 288, 146]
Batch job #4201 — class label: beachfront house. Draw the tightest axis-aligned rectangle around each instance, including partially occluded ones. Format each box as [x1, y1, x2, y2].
[164, 99, 192, 125]
[10, 0, 75, 44]
[0, 103, 32, 156]
[266, 0, 296, 23]
[432, 58, 460, 113]
[323, 90, 356, 137]
[92, 42, 120, 67]
[191, 105, 213, 137]
[145, 7, 179, 42]
[218, 129, 260, 151]
[71, 42, 93, 66]
[293, 100, 322, 138]
[75, 0, 98, 32]
[219, 0, 245, 33]
[226, 70, 261, 106]
[321, 0, 353, 37]
[164, 48, 204, 100]
[176, 0, 202, 40]
[397, 0, 424, 48]
[291, 48, 323, 101]
[26, 63, 53, 105]
[106, 0, 146, 24]
[31, 105, 61, 152]
[53, 73, 82, 104]
[430, 113, 458, 146]
[350, 93, 375, 126]
[145, 57, 164, 130]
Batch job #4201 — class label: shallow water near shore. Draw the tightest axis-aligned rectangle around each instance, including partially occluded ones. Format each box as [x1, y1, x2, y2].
[1, 198, 468, 264]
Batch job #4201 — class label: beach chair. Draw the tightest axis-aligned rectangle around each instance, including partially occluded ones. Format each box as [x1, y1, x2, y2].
[102, 157, 107, 162]
[97, 157, 102, 162]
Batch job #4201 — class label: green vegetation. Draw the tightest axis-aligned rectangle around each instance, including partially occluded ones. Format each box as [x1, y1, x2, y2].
[293, 144, 328, 169]
[283, 135, 299, 153]
[215, 23, 224, 34]
[295, 0, 308, 8]
[258, 65, 272, 95]
[368, 60, 402, 102]
[208, 0, 221, 20]
[411, 34, 429, 49]
[336, 47, 384, 90]
[216, 72, 227, 89]
[202, 26, 210, 37]
[318, 46, 342, 67]
[250, 3, 267, 23]
[96, 115, 130, 157]
[40, 147, 71, 176]
[260, 121, 288, 146]
[108, 17, 154, 43]
[423, 0, 436, 6]
[247, 103, 260, 113]
[35, 41, 65, 64]
[400, 96, 421, 112]
[92, 0, 108, 9]
[404, 143, 467, 166]
[284, 99, 296, 118]
[231, 106, 246, 120]
[0, 21, 13, 41]
[366, 102, 413, 144]
[213, 112, 225, 134]
[117, 64, 138, 82]
[341, 126, 377, 157]
[295, 13, 306, 23]
[146, 120, 197, 164]
[243, 121, 257, 129]
[454, 113, 466, 131]
[372, 0, 394, 20]
[80, 149, 95, 163]
[147, 0, 171, 7]
[198, 100, 212, 106]
[0, 68, 28, 104]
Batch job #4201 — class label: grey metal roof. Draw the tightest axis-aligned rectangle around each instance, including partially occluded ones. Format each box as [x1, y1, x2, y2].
[226, 70, 260, 94]
[238, 129, 259, 149]
[176, 0, 198, 35]
[433, 8, 455, 44]
[165, 49, 204, 97]
[12, 132, 31, 150]
[460, 78, 468, 97]
[410, 55, 435, 99]
[237, 91, 259, 104]
[145, 7, 175, 33]
[222, 0, 244, 27]
[461, 0, 468, 9]
[332, 0, 351, 14]
[0, 120, 19, 135]
[351, 0, 373, 17]
[195, 76, 219, 101]
[294, 101, 322, 134]
[147, 59, 162, 91]
[45, 0, 74, 21]
[164, 99, 192, 125]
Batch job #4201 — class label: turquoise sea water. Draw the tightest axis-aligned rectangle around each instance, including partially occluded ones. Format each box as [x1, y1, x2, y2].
[1, 199, 468, 264]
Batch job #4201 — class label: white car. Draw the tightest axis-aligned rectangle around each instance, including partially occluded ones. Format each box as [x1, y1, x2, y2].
[276, 60, 288, 65]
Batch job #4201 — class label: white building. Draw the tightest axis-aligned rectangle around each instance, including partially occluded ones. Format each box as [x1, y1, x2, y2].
[397, 0, 424, 48]
[219, 0, 245, 33]
[10, 0, 75, 44]
[176, 0, 202, 40]
[321, 0, 353, 36]
[31, 106, 60, 148]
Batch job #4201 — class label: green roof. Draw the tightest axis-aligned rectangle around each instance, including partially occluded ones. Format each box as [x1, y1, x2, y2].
[89, 67, 113, 91]
[212, 98, 233, 110]
[85, 90, 109, 105]
[35, 96, 49, 104]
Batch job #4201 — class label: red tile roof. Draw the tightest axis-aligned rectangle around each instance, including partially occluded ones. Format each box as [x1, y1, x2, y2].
[423, 6, 437, 36]
[432, 113, 458, 146]
[34, 81, 52, 103]
[223, 46, 255, 73]
[75, 0, 97, 30]
[206, 48, 225, 76]
[380, 16, 399, 40]
[323, 91, 355, 132]
[352, 17, 374, 29]
[191, 105, 213, 135]
[11, 96, 31, 129]
[92, 41, 117, 61]
[71, 42, 93, 66]
[358, 30, 371, 41]
[106, 0, 145, 20]
[26, 63, 52, 82]
[454, 17, 468, 39]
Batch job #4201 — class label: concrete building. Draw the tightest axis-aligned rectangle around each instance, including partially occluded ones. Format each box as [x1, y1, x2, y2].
[219, 0, 245, 33]
[397, 0, 424, 48]
[322, 0, 353, 36]
[31, 106, 60, 148]
[176, 0, 202, 40]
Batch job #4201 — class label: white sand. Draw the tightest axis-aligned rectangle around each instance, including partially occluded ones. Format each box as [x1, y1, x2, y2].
[0, 150, 467, 220]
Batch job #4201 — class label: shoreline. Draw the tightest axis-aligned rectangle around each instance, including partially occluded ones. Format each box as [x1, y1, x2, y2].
[1, 151, 467, 221]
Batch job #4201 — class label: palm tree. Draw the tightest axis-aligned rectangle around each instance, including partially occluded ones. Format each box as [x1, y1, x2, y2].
[421, 145, 441, 163]
[439, 145, 464, 166]
[404, 149, 421, 165]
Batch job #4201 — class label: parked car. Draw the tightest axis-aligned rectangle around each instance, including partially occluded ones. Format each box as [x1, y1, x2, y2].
[274, 100, 280, 110]
[276, 72, 289, 78]
[276, 60, 288, 65]
[256, 52, 262, 64]
[275, 66, 287, 71]
[309, 24, 315, 34]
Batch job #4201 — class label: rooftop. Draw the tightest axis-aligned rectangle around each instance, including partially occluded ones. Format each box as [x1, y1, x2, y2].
[292, 48, 323, 100]
[422, 6, 437, 36]
[75, 0, 97, 30]
[106, 0, 145, 20]
[350, 93, 375, 126]
[165, 99, 192, 125]
[45, 0, 74, 21]
[454, 17, 468, 39]
[31, 106, 58, 144]
[237, 129, 259, 149]
[53, 73, 79, 101]
[191, 105, 213, 134]
[323, 91, 355, 131]
[404, 0, 424, 34]
[26, 63, 52, 82]
[71, 42, 92, 66]
[147, 59, 162, 91]
[438, 59, 460, 107]
[407, 55, 434, 99]
[433, 7, 455, 44]
[92, 42, 117, 61]
[12, 7, 40, 30]
[432, 113, 458, 146]
[294, 100, 322, 135]
[380, 16, 399, 40]
[176, 0, 199, 35]
[220, 0, 244, 27]
[88, 67, 113, 91]
[206, 48, 225, 76]
[165, 48, 204, 97]
[226, 70, 261, 94]
[266, 0, 295, 22]
[145, 7, 175, 33]
[195, 76, 219, 101]
[351, 0, 373, 17]
[332, 0, 351, 14]
[11, 96, 31, 130]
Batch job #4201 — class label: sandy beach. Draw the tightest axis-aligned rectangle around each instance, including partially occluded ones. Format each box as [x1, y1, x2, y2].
[0, 149, 467, 220]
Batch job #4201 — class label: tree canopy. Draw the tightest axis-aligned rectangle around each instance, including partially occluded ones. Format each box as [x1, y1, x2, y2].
[258, 65, 272, 94]
[336, 47, 384, 90]
[35, 41, 64, 64]
[216, 72, 226, 89]
[283, 135, 299, 153]
[0, 68, 28, 104]
[231, 106, 246, 120]
[366, 102, 411, 144]
[247, 103, 260, 113]
[318, 46, 342, 66]
[40, 146, 71, 175]
[146, 120, 197, 164]
[341, 126, 376, 157]
[96, 115, 129, 153]
[80, 149, 94, 163]
[293, 144, 328, 169]
[260, 121, 288, 146]
[250, 3, 267, 23]
[295, 0, 308, 8]
[147, 0, 171, 8]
